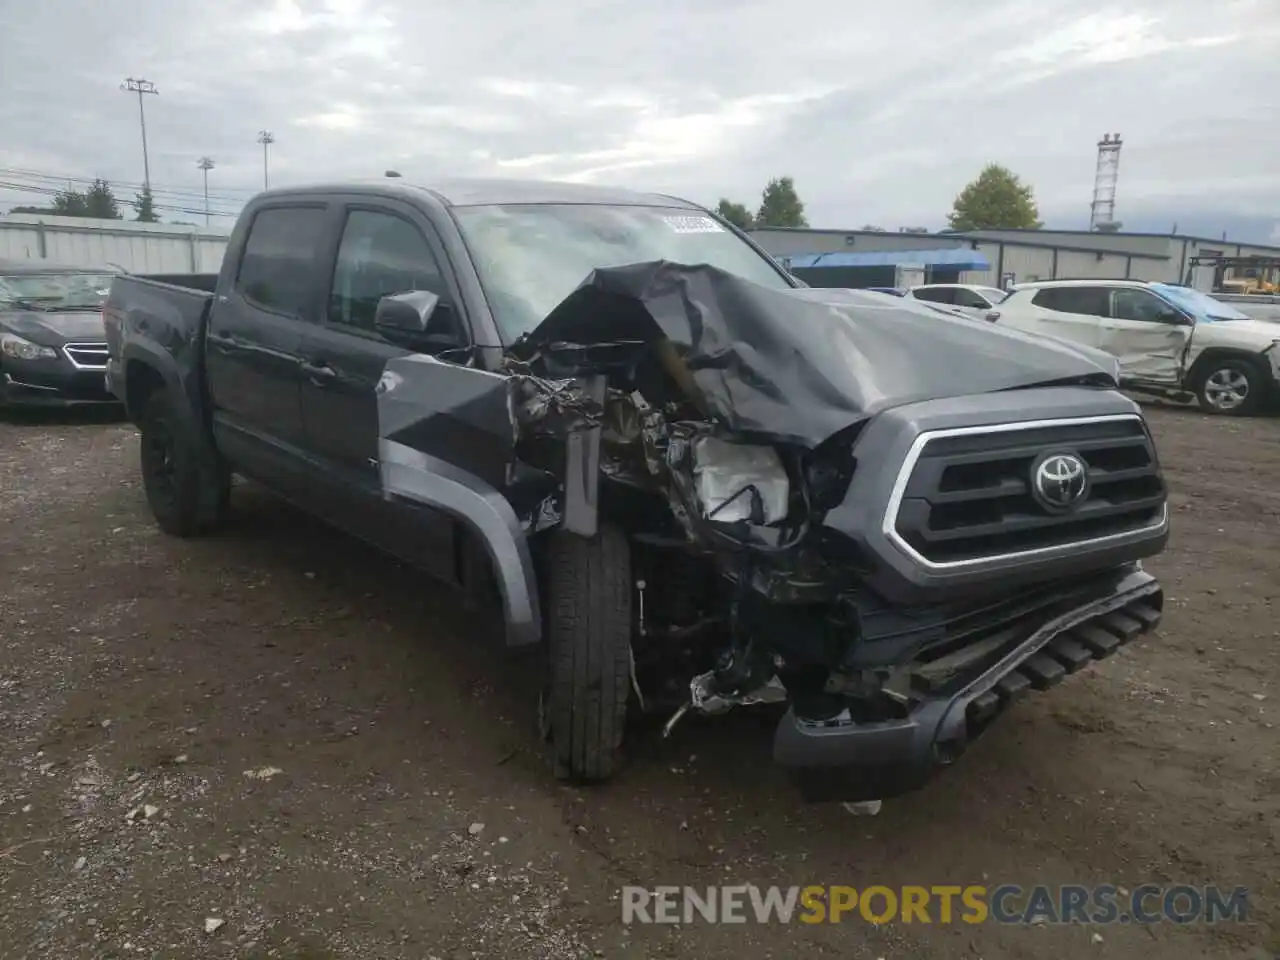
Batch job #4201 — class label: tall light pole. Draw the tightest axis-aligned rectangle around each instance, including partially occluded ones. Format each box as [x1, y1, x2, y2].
[120, 78, 159, 189]
[257, 130, 275, 189]
[196, 157, 215, 226]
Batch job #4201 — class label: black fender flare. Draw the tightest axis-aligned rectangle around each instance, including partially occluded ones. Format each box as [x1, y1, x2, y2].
[120, 341, 198, 423]
[378, 438, 542, 647]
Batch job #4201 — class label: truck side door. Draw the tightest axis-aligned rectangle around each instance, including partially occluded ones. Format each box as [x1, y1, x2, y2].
[1099, 288, 1191, 384]
[297, 201, 471, 580]
[206, 203, 327, 481]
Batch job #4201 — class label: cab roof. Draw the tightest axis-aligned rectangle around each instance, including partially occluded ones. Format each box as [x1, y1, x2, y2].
[261, 177, 702, 210]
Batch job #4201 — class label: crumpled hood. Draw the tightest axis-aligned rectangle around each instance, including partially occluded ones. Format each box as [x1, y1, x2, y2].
[0, 309, 105, 345]
[516, 262, 1120, 448]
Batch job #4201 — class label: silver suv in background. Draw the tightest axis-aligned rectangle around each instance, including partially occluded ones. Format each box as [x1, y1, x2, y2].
[991, 279, 1280, 415]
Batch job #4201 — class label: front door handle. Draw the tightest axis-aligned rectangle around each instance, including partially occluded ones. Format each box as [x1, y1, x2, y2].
[300, 359, 337, 386]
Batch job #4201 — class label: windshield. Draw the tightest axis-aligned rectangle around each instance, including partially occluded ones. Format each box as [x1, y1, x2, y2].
[0, 272, 115, 311]
[977, 287, 1008, 304]
[1151, 283, 1251, 321]
[451, 203, 794, 341]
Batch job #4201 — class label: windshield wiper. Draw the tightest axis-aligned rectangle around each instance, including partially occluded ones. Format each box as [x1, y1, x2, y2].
[41, 304, 100, 313]
[0, 298, 51, 311]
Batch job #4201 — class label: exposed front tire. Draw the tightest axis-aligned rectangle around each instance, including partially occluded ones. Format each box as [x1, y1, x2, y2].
[138, 387, 230, 537]
[1193, 358, 1263, 415]
[541, 524, 633, 783]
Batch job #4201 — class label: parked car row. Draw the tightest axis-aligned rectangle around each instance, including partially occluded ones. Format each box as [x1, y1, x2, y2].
[990, 280, 1280, 415]
[874, 279, 1278, 416]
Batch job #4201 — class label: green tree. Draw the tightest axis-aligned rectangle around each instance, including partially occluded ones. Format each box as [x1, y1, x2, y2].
[51, 188, 90, 217]
[133, 186, 159, 222]
[756, 176, 808, 228]
[716, 198, 755, 231]
[85, 179, 122, 219]
[947, 164, 1041, 231]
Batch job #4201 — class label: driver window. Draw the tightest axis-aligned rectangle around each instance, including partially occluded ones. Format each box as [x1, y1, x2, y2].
[329, 210, 450, 333]
[1112, 289, 1174, 323]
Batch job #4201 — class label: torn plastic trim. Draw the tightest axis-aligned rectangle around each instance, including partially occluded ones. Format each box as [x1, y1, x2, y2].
[560, 373, 606, 538]
[378, 438, 542, 647]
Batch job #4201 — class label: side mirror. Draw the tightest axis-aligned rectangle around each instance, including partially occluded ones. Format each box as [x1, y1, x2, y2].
[374, 290, 467, 352]
[1157, 309, 1190, 326]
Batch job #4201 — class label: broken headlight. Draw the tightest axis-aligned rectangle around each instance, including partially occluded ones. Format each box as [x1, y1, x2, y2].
[693, 436, 790, 525]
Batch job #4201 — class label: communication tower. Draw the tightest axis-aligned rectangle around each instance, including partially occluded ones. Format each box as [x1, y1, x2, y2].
[1090, 133, 1123, 231]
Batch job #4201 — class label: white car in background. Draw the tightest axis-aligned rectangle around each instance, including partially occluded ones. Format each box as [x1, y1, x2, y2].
[903, 283, 1008, 317]
[1214, 293, 1280, 325]
[990, 279, 1280, 415]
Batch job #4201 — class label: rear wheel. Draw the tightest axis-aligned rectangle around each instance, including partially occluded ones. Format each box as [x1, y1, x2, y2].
[540, 524, 633, 782]
[139, 387, 230, 536]
[1193, 358, 1262, 415]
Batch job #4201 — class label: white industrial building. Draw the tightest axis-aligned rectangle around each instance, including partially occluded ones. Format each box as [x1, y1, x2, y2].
[0, 213, 230, 273]
[750, 226, 1280, 293]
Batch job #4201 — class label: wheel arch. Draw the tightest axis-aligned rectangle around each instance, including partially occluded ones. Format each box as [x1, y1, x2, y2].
[1185, 346, 1265, 386]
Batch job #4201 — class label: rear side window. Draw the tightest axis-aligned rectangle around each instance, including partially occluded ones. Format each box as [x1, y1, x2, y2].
[1031, 287, 1109, 317]
[235, 206, 327, 315]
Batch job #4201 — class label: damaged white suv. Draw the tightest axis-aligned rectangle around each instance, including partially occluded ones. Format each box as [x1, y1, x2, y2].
[991, 279, 1280, 415]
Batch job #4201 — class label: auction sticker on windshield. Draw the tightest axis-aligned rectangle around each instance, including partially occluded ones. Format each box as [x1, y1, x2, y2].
[662, 215, 724, 234]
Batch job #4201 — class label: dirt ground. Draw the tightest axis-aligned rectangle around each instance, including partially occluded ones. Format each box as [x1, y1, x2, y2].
[0, 402, 1276, 960]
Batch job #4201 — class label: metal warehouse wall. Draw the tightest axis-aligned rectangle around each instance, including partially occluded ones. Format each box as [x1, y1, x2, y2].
[749, 228, 963, 256]
[0, 215, 231, 273]
[960, 241, 1184, 287]
[1055, 249, 1136, 279]
[1126, 258, 1178, 282]
[750, 227, 1280, 290]
[956, 229, 1176, 258]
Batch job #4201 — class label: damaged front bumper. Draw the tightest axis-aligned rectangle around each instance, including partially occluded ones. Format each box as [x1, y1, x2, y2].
[773, 564, 1163, 803]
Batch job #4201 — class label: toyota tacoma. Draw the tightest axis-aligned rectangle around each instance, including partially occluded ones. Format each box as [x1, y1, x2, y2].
[103, 179, 1169, 802]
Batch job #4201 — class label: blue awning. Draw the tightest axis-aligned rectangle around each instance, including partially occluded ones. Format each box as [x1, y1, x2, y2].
[784, 247, 990, 271]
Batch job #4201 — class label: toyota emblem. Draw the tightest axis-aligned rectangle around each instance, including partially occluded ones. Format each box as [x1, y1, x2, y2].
[1032, 452, 1088, 511]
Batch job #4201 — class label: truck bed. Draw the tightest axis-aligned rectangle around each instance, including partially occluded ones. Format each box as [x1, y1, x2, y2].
[134, 273, 220, 293]
[104, 274, 218, 417]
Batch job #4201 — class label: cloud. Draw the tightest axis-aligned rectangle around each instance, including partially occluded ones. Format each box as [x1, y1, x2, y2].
[1, 0, 1277, 234]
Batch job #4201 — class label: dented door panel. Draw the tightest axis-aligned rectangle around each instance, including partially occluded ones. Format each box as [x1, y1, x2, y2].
[1099, 321, 1189, 383]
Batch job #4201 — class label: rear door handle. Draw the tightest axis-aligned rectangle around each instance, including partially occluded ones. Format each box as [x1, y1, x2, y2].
[300, 359, 338, 386]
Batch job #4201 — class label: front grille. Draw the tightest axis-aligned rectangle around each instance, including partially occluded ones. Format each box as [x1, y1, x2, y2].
[890, 416, 1165, 566]
[63, 342, 110, 370]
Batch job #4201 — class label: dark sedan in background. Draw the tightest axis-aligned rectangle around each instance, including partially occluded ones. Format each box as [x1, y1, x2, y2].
[0, 258, 120, 408]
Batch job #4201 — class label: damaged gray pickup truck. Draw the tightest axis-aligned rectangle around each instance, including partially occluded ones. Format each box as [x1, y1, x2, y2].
[103, 179, 1170, 803]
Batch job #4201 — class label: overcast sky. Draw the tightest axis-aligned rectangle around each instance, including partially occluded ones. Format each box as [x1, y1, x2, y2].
[2, 0, 1278, 237]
